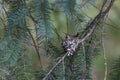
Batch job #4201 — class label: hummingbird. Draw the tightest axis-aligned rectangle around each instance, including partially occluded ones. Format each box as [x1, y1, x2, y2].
[65, 32, 80, 40]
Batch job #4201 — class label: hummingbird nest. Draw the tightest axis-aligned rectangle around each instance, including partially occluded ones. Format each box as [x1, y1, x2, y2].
[62, 33, 80, 56]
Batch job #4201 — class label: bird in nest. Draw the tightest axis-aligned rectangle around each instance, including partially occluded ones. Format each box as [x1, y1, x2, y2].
[62, 33, 80, 56]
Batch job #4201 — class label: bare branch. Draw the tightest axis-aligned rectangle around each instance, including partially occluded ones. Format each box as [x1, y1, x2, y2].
[78, 0, 115, 44]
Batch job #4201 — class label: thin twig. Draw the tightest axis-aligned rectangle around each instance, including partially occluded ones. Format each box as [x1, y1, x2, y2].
[101, 14, 108, 80]
[102, 22, 108, 80]
[81, 9, 120, 32]
[53, 27, 63, 43]
[82, 42, 87, 80]
[66, 13, 69, 33]
[42, 53, 68, 80]
[0, 4, 8, 34]
[62, 59, 65, 80]
[2, 5, 8, 16]
[0, 17, 6, 28]
[79, 0, 90, 8]
[89, 1, 120, 30]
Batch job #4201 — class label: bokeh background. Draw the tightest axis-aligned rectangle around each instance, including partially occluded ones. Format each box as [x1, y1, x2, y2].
[0, 0, 120, 80]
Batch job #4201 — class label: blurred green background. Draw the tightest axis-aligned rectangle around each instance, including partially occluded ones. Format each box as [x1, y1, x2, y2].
[0, 0, 120, 80]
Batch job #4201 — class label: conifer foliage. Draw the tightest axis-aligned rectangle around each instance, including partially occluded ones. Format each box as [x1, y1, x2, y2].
[109, 56, 120, 80]
[0, 0, 115, 80]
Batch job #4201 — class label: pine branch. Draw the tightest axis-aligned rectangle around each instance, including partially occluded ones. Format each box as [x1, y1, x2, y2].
[0, 1, 36, 80]
[23, 0, 43, 68]
[0, 0, 27, 66]
[109, 56, 120, 80]
[30, 0, 53, 57]
[27, 28, 43, 68]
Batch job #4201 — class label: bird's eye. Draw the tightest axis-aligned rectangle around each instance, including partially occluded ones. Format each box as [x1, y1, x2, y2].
[62, 41, 67, 46]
